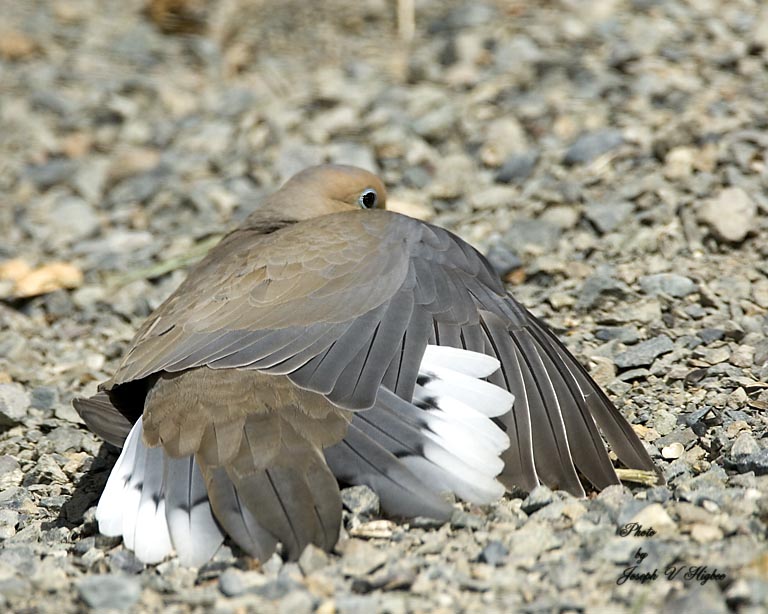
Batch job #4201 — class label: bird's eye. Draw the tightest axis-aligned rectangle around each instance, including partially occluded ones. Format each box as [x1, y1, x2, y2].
[358, 189, 378, 209]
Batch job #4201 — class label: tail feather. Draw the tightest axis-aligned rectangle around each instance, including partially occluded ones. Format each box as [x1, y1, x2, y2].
[95, 419, 225, 565]
[73, 392, 132, 447]
[200, 416, 342, 561]
[96, 419, 174, 564]
[164, 455, 225, 566]
[204, 466, 278, 561]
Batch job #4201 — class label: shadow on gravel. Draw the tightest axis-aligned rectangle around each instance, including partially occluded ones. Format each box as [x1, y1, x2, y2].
[49, 443, 119, 530]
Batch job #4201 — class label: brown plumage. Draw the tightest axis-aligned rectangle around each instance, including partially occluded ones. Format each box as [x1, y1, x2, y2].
[74, 164, 662, 566]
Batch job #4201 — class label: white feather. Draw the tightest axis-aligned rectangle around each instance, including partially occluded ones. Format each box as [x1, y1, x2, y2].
[420, 345, 501, 378]
[96, 420, 142, 536]
[133, 444, 173, 563]
[378, 345, 516, 505]
[165, 456, 224, 567]
[418, 367, 514, 418]
[419, 395, 510, 452]
[96, 418, 222, 566]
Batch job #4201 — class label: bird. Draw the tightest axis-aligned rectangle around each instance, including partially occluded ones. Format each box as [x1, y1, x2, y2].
[73, 164, 662, 567]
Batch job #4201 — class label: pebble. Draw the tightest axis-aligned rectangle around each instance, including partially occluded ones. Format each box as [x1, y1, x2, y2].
[661, 585, 729, 614]
[504, 218, 562, 254]
[699, 187, 757, 243]
[341, 485, 380, 517]
[733, 449, 768, 476]
[298, 544, 330, 576]
[584, 201, 634, 234]
[485, 244, 522, 277]
[639, 273, 697, 298]
[77, 574, 142, 610]
[0, 383, 29, 430]
[469, 185, 517, 210]
[628, 503, 675, 532]
[477, 540, 508, 567]
[562, 129, 624, 166]
[46, 195, 100, 245]
[595, 326, 640, 344]
[614, 335, 675, 369]
[495, 151, 539, 184]
[662, 442, 685, 460]
[218, 569, 267, 597]
[576, 273, 629, 310]
[521, 486, 555, 515]
[340, 541, 388, 578]
[731, 432, 761, 459]
[0, 456, 23, 489]
[24, 159, 78, 191]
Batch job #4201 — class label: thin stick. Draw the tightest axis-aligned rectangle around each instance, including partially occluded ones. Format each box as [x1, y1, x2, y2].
[615, 468, 660, 487]
[107, 235, 222, 288]
[397, 0, 415, 42]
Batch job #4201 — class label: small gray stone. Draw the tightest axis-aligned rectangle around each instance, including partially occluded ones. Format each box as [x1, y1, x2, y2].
[504, 218, 561, 254]
[48, 195, 100, 244]
[431, 3, 497, 30]
[576, 274, 629, 310]
[485, 244, 522, 277]
[24, 159, 78, 190]
[450, 510, 485, 530]
[341, 485, 380, 517]
[402, 165, 432, 189]
[219, 569, 250, 597]
[77, 574, 141, 610]
[470, 185, 517, 210]
[277, 590, 314, 614]
[584, 201, 634, 234]
[731, 432, 760, 459]
[521, 485, 554, 514]
[0, 383, 30, 430]
[477, 540, 508, 566]
[699, 186, 756, 243]
[735, 449, 768, 476]
[298, 544, 330, 575]
[108, 169, 168, 205]
[340, 540, 388, 577]
[413, 107, 455, 141]
[698, 328, 725, 344]
[29, 386, 58, 411]
[0, 577, 31, 603]
[563, 129, 623, 166]
[661, 585, 728, 614]
[327, 142, 377, 174]
[108, 550, 145, 575]
[0, 509, 19, 539]
[47, 425, 87, 453]
[73, 158, 109, 203]
[0, 456, 23, 489]
[614, 335, 674, 369]
[595, 326, 640, 344]
[651, 410, 678, 436]
[254, 576, 302, 600]
[0, 332, 26, 360]
[495, 150, 539, 184]
[639, 273, 697, 298]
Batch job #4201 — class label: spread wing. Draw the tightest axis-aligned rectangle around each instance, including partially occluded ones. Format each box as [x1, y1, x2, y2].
[102, 209, 660, 496]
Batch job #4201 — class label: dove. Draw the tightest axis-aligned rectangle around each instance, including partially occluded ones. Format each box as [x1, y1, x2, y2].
[74, 164, 661, 566]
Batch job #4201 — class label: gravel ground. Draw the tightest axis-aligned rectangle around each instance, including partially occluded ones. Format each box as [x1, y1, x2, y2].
[1, 0, 768, 612]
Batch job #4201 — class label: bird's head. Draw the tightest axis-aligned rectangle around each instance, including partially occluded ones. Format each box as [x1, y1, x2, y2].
[260, 164, 388, 221]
